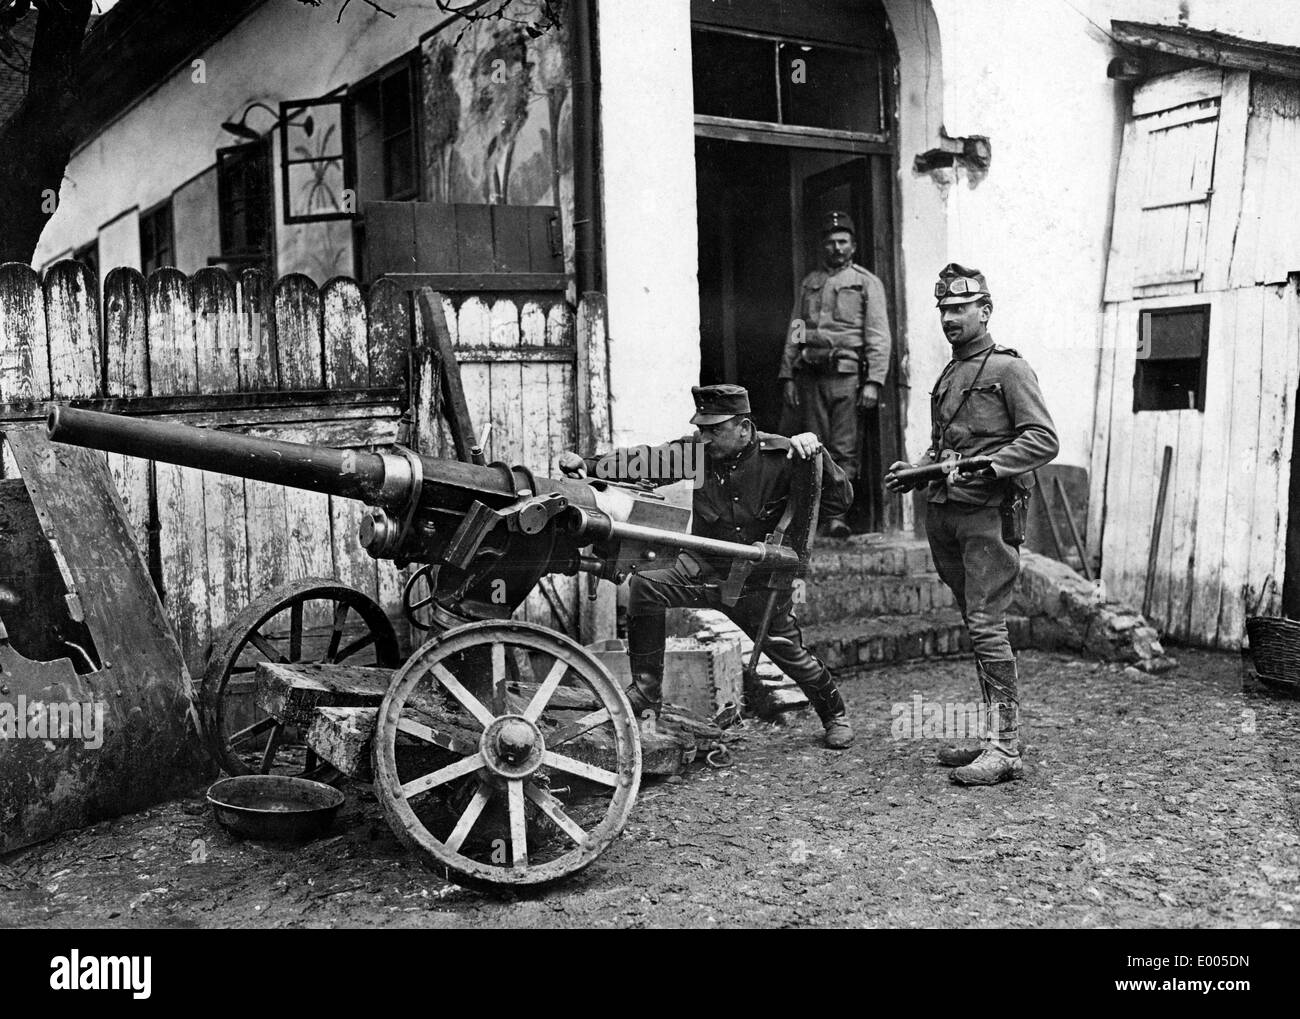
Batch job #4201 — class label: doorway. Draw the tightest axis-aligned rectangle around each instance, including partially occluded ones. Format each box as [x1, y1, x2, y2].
[690, 2, 901, 530]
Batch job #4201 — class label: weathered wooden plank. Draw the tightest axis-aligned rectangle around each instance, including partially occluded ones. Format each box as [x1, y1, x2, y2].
[526, 207, 563, 274]
[191, 267, 239, 394]
[44, 260, 101, 399]
[1103, 119, 1145, 303]
[105, 453, 152, 561]
[274, 274, 324, 391]
[1245, 284, 1290, 622]
[491, 204, 532, 273]
[1146, 410, 1179, 630]
[330, 494, 379, 603]
[1099, 302, 1139, 607]
[366, 277, 409, 389]
[243, 476, 290, 599]
[488, 299, 524, 468]
[1247, 79, 1300, 285]
[456, 296, 492, 456]
[256, 662, 393, 728]
[1086, 304, 1119, 553]
[322, 276, 370, 389]
[1270, 277, 1300, 616]
[576, 293, 610, 457]
[1132, 66, 1223, 117]
[363, 201, 417, 279]
[412, 203, 459, 273]
[1186, 293, 1235, 643]
[1203, 71, 1251, 291]
[102, 267, 148, 398]
[203, 470, 249, 637]
[0, 262, 51, 415]
[238, 269, 278, 390]
[145, 267, 196, 396]
[155, 461, 212, 670]
[546, 301, 573, 348]
[1216, 286, 1265, 645]
[454, 204, 494, 273]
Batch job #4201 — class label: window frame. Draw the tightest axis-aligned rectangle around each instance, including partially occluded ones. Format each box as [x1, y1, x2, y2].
[138, 199, 175, 276]
[279, 94, 355, 224]
[1133, 303, 1212, 413]
[349, 52, 423, 205]
[216, 137, 275, 263]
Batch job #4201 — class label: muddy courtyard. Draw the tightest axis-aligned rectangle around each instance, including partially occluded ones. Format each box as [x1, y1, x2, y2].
[1, 647, 1297, 928]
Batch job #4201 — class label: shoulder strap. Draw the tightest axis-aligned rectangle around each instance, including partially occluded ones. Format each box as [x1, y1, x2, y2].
[933, 346, 995, 446]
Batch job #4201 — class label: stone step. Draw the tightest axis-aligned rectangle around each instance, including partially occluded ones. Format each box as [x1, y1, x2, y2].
[808, 535, 935, 577]
[797, 572, 955, 625]
[803, 609, 1034, 672]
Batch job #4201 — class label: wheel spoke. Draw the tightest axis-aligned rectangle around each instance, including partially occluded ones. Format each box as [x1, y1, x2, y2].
[289, 601, 304, 661]
[411, 593, 435, 611]
[431, 663, 496, 728]
[258, 723, 284, 773]
[396, 716, 479, 756]
[507, 779, 528, 869]
[444, 783, 492, 853]
[523, 658, 568, 723]
[334, 632, 377, 663]
[541, 750, 619, 787]
[491, 642, 508, 715]
[246, 630, 287, 664]
[401, 752, 486, 798]
[548, 708, 611, 746]
[324, 601, 349, 663]
[525, 782, 588, 846]
[228, 715, 277, 748]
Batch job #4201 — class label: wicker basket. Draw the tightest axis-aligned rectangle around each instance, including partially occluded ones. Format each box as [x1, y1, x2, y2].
[1245, 616, 1300, 694]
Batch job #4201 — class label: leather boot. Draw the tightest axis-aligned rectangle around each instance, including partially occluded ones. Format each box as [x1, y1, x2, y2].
[936, 662, 989, 767]
[625, 613, 666, 717]
[802, 669, 854, 749]
[952, 658, 1022, 785]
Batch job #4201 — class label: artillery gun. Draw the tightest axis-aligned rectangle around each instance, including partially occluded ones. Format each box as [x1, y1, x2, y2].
[46, 405, 817, 888]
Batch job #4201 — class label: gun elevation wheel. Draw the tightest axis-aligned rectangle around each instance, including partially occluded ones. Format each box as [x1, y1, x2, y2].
[200, 578, 401, 778]
[372, 620, 641, 890]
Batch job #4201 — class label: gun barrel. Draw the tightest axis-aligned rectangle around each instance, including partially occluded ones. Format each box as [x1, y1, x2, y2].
[45, 405, 599, 515]
[891, 456, 993, 486]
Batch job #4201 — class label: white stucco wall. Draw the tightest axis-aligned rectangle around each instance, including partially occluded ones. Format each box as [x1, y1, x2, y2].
[35, 0, 437, 267]
[596, 0, 701, 448]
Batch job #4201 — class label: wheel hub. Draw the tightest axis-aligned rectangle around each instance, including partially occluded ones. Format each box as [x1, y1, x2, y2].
[481, 714, 545, 779]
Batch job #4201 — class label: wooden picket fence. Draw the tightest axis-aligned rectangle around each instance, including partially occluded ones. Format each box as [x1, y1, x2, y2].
[0, 260, 595, 672]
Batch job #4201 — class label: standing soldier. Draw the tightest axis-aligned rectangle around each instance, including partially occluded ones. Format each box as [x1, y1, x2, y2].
[885, 263, 1058, 785]
[559, 384, 856, 749]
[780, 211, 892, 538]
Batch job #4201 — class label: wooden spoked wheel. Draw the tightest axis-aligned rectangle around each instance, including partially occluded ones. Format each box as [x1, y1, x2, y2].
[200, 578, 401, 777]
[372, 620, 641, 890]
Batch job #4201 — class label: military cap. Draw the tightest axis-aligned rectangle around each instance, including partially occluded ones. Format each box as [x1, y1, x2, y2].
[935, 262, 991, 306]
[821, 211, 856, 238]
[690, 383, 751, 426]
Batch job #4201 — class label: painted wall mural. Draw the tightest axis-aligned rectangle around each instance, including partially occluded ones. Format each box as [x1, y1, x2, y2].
[422, 0, 574, 269]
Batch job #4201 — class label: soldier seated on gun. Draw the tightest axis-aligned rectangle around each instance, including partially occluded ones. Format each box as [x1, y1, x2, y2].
[558, 384, 856, 750]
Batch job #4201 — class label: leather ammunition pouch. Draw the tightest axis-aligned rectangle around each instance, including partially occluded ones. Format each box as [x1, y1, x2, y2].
[999, 485, 1030, 546]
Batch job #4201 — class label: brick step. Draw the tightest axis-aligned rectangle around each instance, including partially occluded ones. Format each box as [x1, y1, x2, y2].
[804, 610, 1034, 672]
[797, 572, 955, 625]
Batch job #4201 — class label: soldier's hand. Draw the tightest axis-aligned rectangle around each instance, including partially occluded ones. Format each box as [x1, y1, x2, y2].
[787, 433, 823, 460]
[782, 380, 799, 408]
[558, 451, 587, 479]
[885, 460, 916, 493]
[858, 381, 881, 411]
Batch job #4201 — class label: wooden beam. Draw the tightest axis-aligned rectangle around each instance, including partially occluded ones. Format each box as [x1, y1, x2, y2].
[417, 290, 478, 461]
[1113, 20, 1300, 80]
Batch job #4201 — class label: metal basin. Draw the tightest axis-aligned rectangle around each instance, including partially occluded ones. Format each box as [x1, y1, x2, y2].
[206, 775, 345, 842]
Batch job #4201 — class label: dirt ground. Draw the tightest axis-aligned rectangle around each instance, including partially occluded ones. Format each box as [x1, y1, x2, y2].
[2, 646, 1297, 929]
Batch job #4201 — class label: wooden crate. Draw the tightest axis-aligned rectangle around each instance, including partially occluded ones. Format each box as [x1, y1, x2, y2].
[588, 637, 742, 718]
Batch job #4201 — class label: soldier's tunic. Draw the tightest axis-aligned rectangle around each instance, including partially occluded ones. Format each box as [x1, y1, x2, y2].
[779, 262, 892, 480]
[585, 431, 852, 699]
[921, 330, 1058, 662]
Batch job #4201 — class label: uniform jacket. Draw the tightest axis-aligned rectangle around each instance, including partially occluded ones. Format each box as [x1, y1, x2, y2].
[780, 263, 892, 385]
[922, 331, 1059, 506]
[586, 431, 853, 575]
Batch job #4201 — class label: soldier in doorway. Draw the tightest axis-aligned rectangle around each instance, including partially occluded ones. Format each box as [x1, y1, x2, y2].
[559, 384, 856, 749]
[885, 263, 1058, 785]
[779, 211, 892, 538]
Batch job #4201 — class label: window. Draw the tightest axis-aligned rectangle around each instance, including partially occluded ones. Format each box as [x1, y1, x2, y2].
[73, 240, 99, 291]
[139, 202, 174, 275]
[1134, 305, 1210, 412]
[352, 59, 419, 202]
[217, 139, 273, 263]
[280, 96, 351, 223]
[691, 26, 884, 135]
